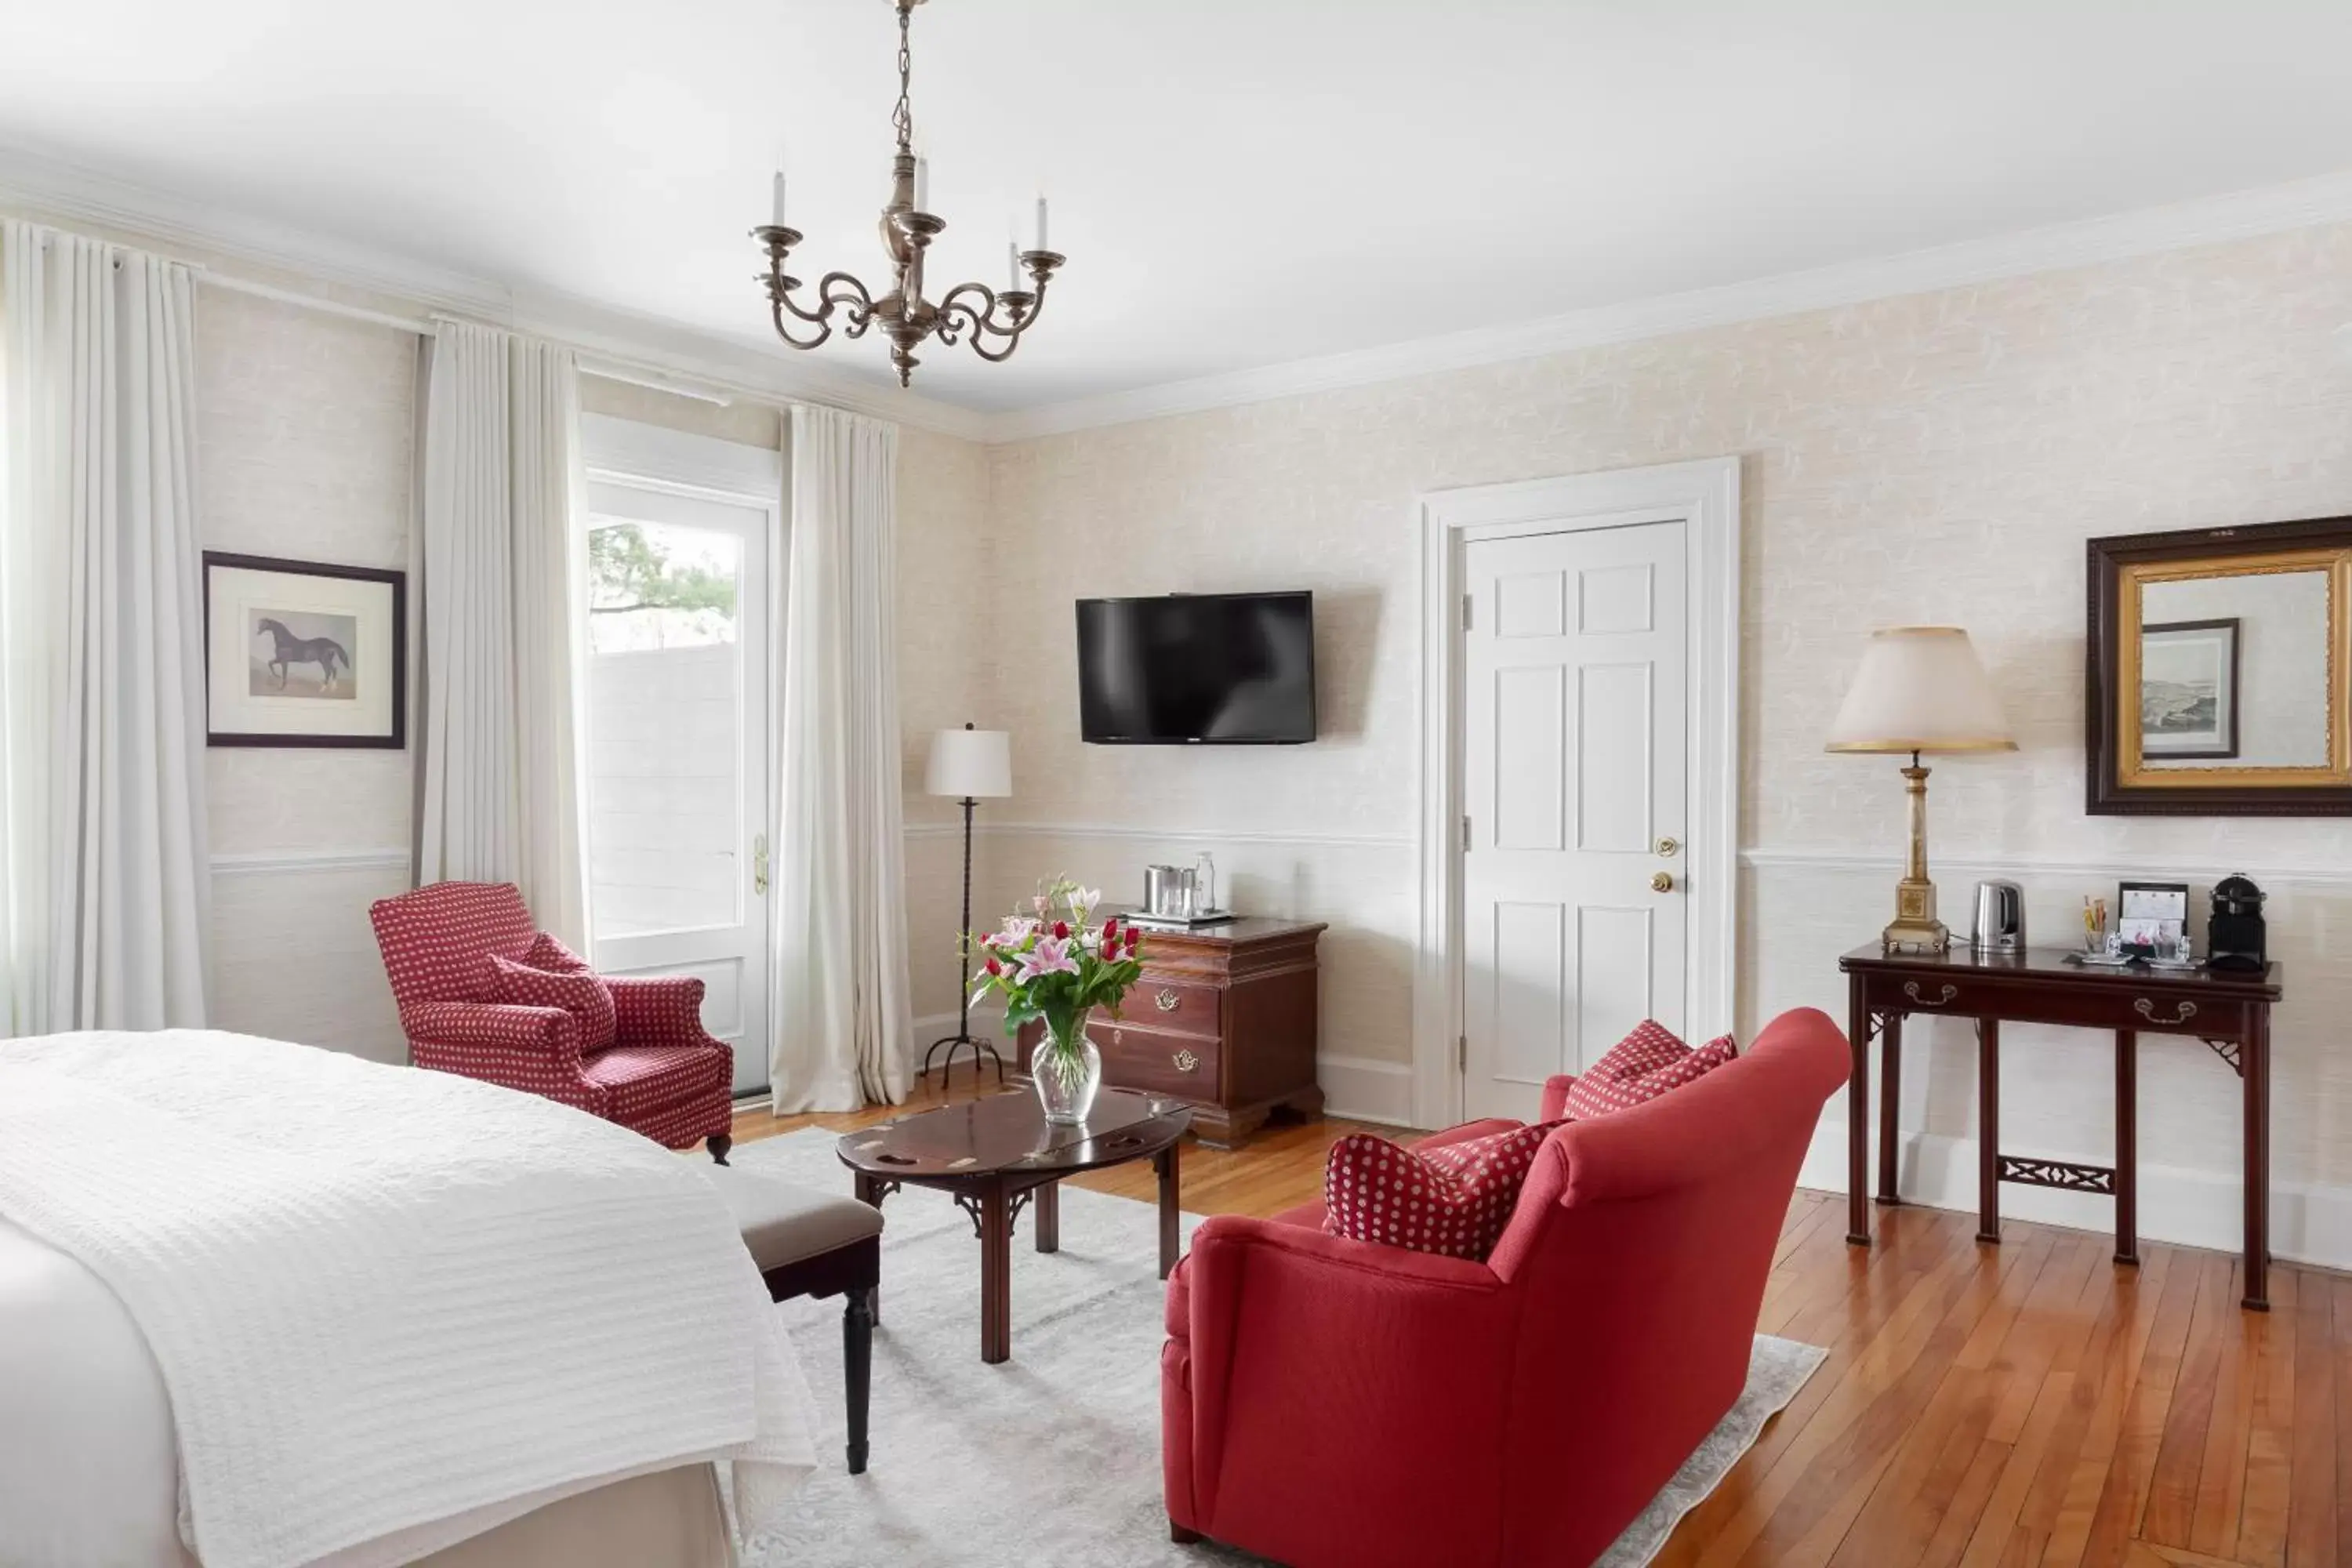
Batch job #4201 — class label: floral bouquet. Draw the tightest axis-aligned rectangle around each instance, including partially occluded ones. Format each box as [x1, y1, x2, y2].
[969, 876, 1145, 1120]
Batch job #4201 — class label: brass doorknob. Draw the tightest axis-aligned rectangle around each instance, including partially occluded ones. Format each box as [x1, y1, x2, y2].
[1651, 871, 1675, 893]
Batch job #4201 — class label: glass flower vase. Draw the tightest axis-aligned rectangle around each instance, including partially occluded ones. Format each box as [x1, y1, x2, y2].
[1030, 1014, 1103, 1126]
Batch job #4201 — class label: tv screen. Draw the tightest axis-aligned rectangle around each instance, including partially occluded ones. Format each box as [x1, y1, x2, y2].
[1076, 592, 1316, 744]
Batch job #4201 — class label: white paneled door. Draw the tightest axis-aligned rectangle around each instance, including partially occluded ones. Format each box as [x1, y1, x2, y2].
[582, 480, 772, 1094]
[1461, 520, 1687, 1122]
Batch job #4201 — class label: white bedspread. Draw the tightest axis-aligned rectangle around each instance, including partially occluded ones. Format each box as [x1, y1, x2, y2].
[0, 1031, 815, 1568]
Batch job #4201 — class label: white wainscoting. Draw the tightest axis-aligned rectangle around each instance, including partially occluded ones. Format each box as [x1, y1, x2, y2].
[210, 848, 411, 1064]
[1794, 1118, 2352, 1272]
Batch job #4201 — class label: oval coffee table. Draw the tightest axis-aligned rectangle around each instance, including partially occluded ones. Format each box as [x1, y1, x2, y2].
[837, 1087, 1192, 1364]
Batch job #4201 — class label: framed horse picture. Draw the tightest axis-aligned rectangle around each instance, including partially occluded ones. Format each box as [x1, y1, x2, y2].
[203, 553, 405, 748]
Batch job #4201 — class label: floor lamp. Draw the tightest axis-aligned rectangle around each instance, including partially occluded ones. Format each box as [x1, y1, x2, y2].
[922, 724, 1013, 1085]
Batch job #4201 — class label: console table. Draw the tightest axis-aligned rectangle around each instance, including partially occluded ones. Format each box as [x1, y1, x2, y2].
[1838, 944, 2283, 1310]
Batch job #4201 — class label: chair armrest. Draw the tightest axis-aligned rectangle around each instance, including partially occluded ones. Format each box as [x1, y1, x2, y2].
[405, 1000, 581, 1058]
[1540, 1073, 1578, 1122]
[604, 974, 713, 1047]
[402, 1002, 606, 1116]
[1172, 1215, 1515, 1536]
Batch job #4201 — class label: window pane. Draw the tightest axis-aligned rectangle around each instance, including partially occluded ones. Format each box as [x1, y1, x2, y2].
[586, 519, 741, 652]
[586, 520, 746, 937]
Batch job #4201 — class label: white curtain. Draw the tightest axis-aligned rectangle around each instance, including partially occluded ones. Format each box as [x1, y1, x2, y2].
[415, 321, 591, 946]
[0, 221, 210, 1036]
[771, 404, 913, 1111]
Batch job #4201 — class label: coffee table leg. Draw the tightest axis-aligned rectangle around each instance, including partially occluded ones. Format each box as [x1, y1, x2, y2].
[1034, 1181, 1060, 1254]
[853, 1173, 887, 1325]
[979, 1182, 1013, 1364]
[1156, 1142, 1181, 1279]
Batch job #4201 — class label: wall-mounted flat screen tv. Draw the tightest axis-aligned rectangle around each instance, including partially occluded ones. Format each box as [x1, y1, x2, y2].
[1076, 591, 1316, 744]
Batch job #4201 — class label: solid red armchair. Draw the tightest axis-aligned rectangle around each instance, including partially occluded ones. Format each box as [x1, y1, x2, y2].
[369, 880, 736, 1161]
[1162, 1007, 1850, 1568]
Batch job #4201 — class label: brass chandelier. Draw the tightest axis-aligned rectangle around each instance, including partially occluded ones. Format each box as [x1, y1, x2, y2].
[752, 0, 1065, 388]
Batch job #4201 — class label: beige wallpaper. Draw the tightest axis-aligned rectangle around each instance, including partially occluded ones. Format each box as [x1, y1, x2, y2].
[974, 221, 2352, 1251]
[197, 311, 997, 1054]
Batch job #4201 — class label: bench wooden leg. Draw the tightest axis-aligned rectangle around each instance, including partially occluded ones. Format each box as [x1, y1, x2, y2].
[844, 1286, 874, 1475]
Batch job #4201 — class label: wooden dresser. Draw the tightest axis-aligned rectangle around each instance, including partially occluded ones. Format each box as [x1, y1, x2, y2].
[1017, 917, 1326, 1148]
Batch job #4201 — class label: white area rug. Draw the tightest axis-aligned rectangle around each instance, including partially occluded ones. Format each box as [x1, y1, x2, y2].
[732, 1128, 1824, 1568]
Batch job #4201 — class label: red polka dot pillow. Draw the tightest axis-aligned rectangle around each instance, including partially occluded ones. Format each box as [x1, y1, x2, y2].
[488, 954, 616, 1053]
[1323, 1121, 1563, 1261]
[1560, 1020, 1737, 1120]
[520, 931, 593, 975]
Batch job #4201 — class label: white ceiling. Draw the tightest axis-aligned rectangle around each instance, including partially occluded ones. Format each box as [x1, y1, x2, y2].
[6, 1, 2352, 417]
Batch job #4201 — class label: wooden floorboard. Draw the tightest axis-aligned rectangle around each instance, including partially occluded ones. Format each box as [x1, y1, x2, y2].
[728, 1069, 2345, 1565]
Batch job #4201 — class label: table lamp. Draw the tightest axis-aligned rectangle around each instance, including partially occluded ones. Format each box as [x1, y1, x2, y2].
[922, 724, 1014, 1083]
[1825, 627, 2015, 954]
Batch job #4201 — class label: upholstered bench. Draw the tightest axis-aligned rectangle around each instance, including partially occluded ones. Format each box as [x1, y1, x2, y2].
[704, 1164, 884, 1474]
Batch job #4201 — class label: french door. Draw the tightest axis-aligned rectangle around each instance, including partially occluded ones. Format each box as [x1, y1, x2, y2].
[1460, 518, 1688, 1123]
[580, 478, 772, 1095]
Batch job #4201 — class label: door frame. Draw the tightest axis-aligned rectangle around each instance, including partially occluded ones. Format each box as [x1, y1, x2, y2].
[1413, 456, 1742, 1131]
[578, 412, 784, 1094]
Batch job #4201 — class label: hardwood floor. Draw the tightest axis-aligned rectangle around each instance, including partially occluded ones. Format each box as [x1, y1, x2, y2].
[731, 1068, 2347, 1567]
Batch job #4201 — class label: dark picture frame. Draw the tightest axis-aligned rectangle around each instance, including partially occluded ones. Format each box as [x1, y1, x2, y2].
[2137, 616, 2240, 760]
[202, 551, 407, 749]
[2085, 515, 2352, 815]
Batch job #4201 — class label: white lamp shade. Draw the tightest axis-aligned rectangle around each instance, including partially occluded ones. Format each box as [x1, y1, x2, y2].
[925, 728, 1013, 797]
[1825, 626, 2016, 754]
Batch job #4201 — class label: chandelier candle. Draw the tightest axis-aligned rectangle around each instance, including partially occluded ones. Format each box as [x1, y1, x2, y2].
[753, 0, 1067, 387]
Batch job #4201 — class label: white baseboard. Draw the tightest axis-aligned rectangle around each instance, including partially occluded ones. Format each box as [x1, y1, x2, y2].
[1795, 1116, 2352, 1271]
[1318, 1053, 1417, 1128]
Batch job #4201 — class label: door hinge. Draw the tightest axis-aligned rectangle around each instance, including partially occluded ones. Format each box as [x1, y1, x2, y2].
[1461, 814, 1472, 852]
[1461, 592, 1472, 631]
[1457, 1034, 1468, 1073]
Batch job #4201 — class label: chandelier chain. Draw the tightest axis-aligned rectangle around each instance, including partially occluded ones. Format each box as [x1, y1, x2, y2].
[892, 2, 913, 154]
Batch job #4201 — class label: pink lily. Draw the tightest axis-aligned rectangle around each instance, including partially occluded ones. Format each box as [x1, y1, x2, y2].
[1014, 935, 1080, 983]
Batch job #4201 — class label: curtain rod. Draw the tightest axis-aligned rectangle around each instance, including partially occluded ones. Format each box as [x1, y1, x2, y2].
[191, 270, 746, 408]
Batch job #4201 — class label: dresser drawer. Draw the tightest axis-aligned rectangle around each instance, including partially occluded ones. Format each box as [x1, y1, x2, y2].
[1097, 1020, 1221, 1100]
[1111, 978, 1222, 1040]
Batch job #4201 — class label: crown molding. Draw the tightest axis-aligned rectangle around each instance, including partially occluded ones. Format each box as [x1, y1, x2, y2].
[0, 141, 991, 443]
[11, 138, 2352, 451]
[978, 168, 2352, 443]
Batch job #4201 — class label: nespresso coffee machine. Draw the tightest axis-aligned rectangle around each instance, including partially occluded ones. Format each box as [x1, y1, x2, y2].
[2206, 873, 2267, 972]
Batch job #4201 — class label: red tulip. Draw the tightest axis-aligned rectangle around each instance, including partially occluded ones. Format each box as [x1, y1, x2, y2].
[1100, 918, 1120, 947]
[1124, 927, 1141, 954]
[1052, 920, 1070, 940]
[984, 956, 1002, 975]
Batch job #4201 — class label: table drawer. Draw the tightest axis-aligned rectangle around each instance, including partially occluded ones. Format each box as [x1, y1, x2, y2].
[1112, 978, 1222, 1040]
[1875, 975, 2241, 1036]
[1098, 1020, 1221, 1099]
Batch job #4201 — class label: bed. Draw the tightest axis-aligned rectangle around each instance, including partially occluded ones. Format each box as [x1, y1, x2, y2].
[0, 1030, 815, 1568]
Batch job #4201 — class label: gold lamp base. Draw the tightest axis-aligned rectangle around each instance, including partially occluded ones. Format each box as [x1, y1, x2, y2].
[1882, 876, 1950, 955]
[1882, 760, 1950, 954]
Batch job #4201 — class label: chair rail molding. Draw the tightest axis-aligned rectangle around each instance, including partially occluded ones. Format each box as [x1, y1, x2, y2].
[211, 848, 412, 877]
[1413, 456, 1742, 1131]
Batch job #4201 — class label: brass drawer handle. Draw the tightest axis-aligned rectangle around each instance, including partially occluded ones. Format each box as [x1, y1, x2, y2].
[1154, 989, 1181, 1013]
[2135, 997, 2198, 1025]
[1904, 982, 1958, 1007]
[1173, 1049, 1200, 1073]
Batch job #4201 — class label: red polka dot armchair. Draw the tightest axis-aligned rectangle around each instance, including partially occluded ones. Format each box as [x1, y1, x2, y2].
[369, 880, 735, 1162]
